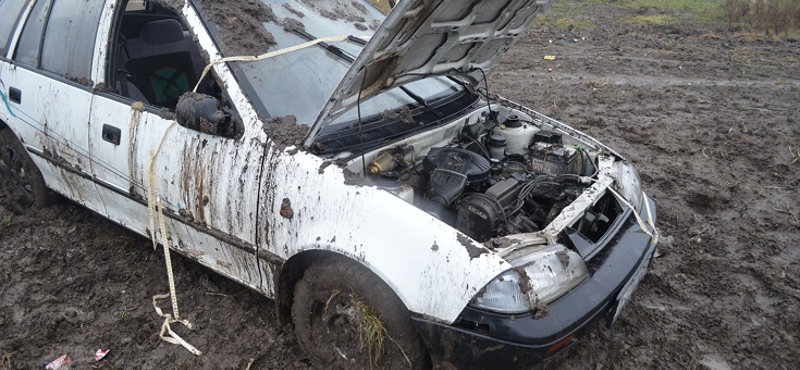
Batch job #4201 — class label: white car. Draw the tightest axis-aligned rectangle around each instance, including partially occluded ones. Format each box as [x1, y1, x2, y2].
[0, 0, 658, 369]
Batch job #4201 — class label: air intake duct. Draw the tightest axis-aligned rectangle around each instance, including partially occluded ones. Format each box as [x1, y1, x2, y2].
[422, 148, 491, 221]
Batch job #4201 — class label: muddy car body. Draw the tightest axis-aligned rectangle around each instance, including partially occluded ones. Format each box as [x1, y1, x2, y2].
[0, 0, 657, 368]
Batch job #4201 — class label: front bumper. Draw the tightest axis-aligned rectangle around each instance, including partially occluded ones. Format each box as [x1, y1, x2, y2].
[413, 195, 658, 370]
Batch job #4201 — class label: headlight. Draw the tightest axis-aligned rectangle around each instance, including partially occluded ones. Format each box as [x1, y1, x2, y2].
[470, 245, 589, 314]
[615, 162, 644, 211]
[469, 269, 530, 314]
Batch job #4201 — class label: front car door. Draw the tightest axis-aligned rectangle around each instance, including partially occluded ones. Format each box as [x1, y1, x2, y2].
[87, 0, 268, 292]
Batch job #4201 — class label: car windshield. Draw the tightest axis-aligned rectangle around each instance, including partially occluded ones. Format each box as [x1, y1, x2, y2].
[198, 0, 462, 127]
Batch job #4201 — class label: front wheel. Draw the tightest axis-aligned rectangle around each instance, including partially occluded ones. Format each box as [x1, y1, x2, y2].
[292, 257, 431, 370]
[0, 128, 56, 213]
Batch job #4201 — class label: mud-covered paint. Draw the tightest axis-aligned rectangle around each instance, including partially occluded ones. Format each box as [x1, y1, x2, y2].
[255, 143, 514, 323]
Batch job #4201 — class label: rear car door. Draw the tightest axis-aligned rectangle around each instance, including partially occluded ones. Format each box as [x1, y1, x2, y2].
[2, 0, 106, 212]
[0, 0, 30, 124]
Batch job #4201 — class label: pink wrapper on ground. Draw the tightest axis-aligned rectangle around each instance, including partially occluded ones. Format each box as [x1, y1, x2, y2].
[95, 349, 110, 361]
[45, 354, 71, 369]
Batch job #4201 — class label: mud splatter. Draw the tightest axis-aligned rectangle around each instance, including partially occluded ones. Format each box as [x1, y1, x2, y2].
[532, 296, 551, 319]
[318, 161, 333, 174]
[431, 242, 439, 251]
[93, 83, 115, 93]
[381, 106, 417, 125]
[342, 168, 374, 186]
[282, 17, 305, 33]
[282, 3, 305, 18]
[300, 0, 366, 23]
[458, 233, 488, 260]
[513, 265, 532, 294]
[261, 115, 309, 150]
[158, 107, 176, 120]
[195, 0, 276, 56]
[279, 198, 294, 219]
[350, 1, 367, 14]
[555, 250, 570, 269]
[64, 74, 93, 87]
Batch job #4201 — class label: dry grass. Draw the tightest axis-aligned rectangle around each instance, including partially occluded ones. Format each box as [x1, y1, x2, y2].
[624, 15, 679, 25]
[350, 295, 389, 365]
[729, 46, 752, 62]
[734, 32, 767, 43]
[1, 351, 16, 370]
[722, 0, 800, 35]
[325, 290, 411, 367]
[700, 33, 723, 40]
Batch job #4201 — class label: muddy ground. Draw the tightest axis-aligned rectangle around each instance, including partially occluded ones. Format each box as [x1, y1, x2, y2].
[2, 1, 799, 369]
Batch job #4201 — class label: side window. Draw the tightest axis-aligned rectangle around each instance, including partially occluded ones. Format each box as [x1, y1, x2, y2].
[14, 0, 52, 66]
[40, 0, 105, 81]
[115, 5, 210, 110]
[111, 1, 238, 138]
[0, 0, 30, 57]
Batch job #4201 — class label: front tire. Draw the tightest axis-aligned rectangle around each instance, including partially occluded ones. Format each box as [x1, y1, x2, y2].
[0, 128, 56, 213]
[292, 257, 431, 370]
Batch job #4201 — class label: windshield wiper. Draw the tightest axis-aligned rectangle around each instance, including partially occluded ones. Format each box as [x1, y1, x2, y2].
[292, 29, 357, 63]
[398, 86, 444, 118]
[291, 29, 444, 119]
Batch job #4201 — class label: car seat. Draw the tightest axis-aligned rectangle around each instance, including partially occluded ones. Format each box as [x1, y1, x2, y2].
[124, 19, 202, 109]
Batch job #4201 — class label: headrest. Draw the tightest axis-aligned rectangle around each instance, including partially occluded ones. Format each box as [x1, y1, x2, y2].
[139, 19, 185, 45]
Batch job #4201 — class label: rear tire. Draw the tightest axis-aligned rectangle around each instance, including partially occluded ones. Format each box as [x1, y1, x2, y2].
[292, 257, 431, 370]
[0, 129, 56, 213]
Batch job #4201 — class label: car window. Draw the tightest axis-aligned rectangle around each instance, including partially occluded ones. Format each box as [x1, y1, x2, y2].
[208, 0, 462, 126]
[0, 0, 30, 57]
[13, 0, 51, 66]
[109, 1, 237, 137]
[40, 0, 105, 81]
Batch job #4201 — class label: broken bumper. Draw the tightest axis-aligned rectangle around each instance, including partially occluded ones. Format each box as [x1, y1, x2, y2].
[412, 195, 658, 370]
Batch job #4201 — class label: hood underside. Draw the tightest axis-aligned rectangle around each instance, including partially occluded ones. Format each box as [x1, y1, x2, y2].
[304, 0, 556, 145]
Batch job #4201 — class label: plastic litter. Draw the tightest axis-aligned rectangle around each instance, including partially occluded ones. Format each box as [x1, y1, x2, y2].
[45, 355, 71, 370]
[544, 55, 556, 60]
[95, 349, 110, 362]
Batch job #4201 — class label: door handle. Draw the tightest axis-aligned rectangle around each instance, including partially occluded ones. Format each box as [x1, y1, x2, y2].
[102, 124, 121, 145]
[9, 87, 21, 104]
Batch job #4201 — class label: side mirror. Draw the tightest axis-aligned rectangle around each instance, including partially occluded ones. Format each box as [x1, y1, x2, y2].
[176, 93, 228, 135]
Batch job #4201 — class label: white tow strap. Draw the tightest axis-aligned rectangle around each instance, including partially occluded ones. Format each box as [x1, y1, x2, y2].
[193, 35, 362, 92]
[144, 116, 201, 356]
[606, 186, 660, 247]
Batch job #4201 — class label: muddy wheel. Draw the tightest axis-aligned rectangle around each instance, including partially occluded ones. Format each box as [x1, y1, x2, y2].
[292, 257, 431, 370]
[0, 129, 56, 213]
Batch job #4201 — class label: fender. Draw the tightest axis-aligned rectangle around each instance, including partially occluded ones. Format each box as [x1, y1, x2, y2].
[258, 147, 513, 324]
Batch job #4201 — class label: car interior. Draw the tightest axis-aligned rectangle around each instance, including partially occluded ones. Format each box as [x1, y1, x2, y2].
[112, 1, 221, 111]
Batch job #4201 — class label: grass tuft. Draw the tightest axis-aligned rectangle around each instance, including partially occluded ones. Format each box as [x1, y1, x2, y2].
[554, 17, 595, 29]
[347, 292, 411, 367]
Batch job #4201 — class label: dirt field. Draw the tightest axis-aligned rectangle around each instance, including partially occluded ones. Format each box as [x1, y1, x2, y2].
[2, 1, 799, 369]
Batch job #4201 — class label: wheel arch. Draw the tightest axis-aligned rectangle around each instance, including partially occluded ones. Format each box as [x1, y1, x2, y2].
[274, 249, 402, 326]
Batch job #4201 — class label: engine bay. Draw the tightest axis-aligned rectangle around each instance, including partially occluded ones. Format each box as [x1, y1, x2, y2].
[360, 106, 617, 243]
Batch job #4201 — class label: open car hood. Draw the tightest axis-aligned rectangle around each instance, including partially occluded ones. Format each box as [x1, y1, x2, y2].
[304, 0, 556, 146]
